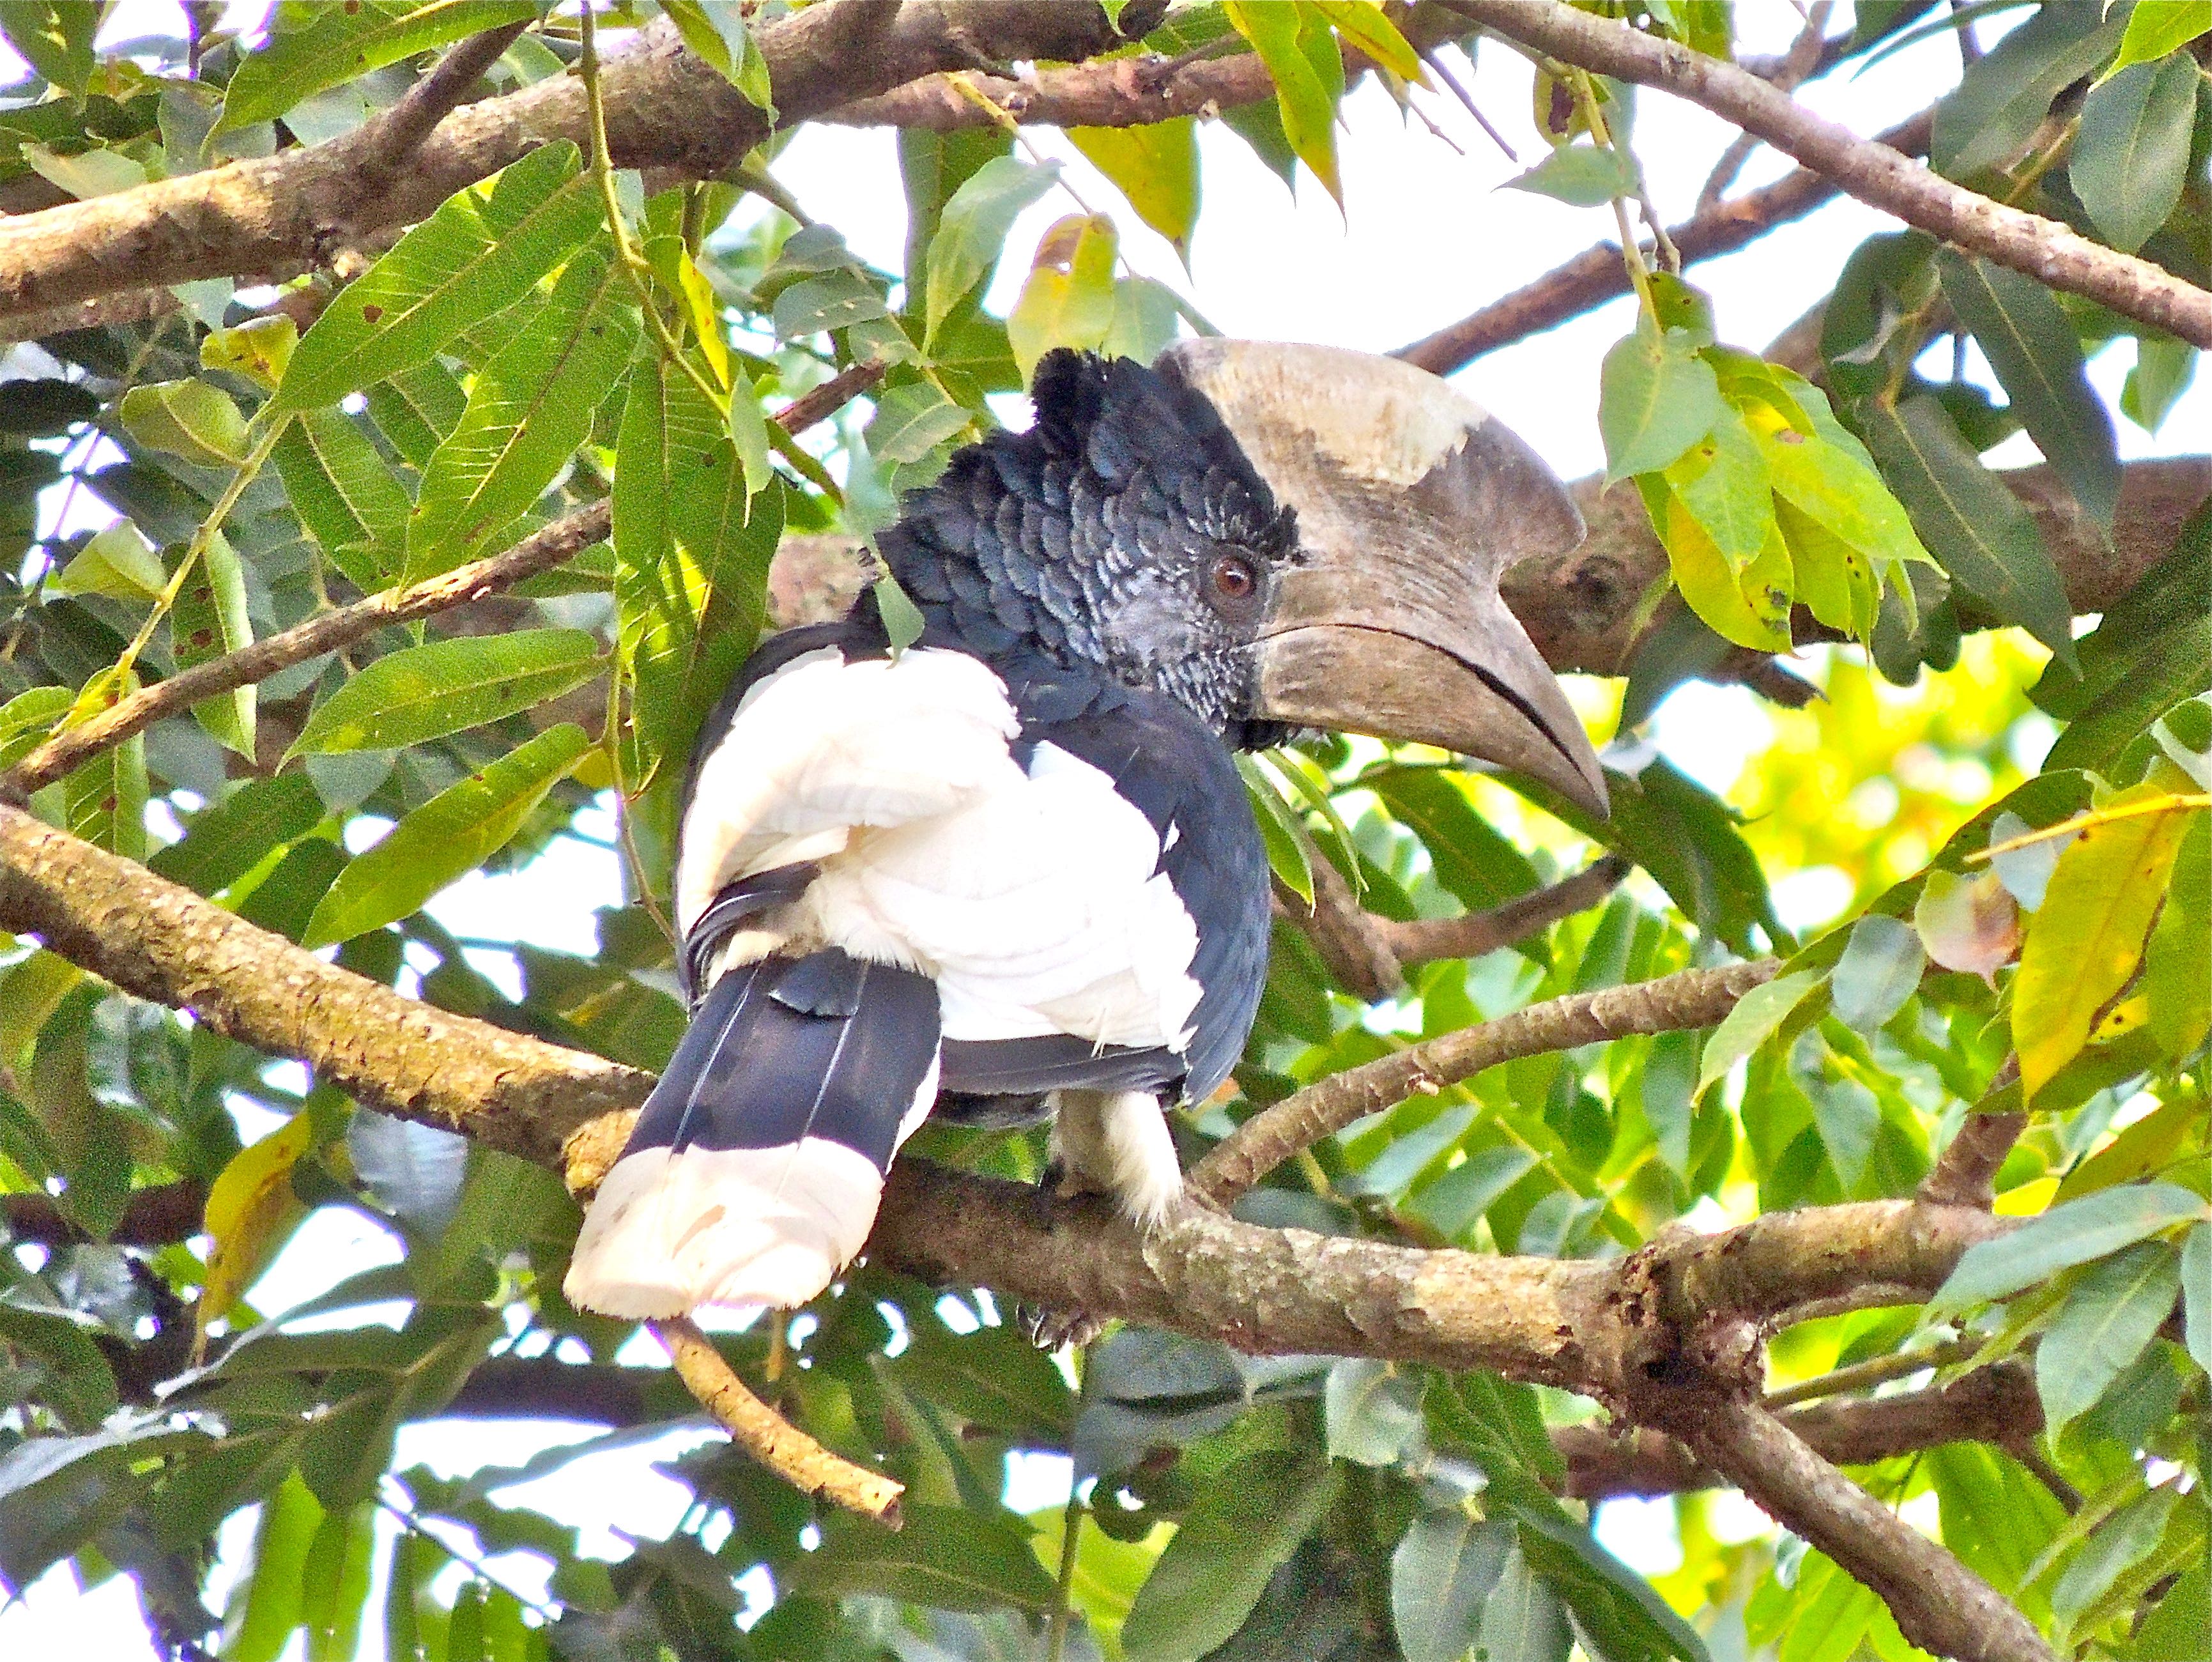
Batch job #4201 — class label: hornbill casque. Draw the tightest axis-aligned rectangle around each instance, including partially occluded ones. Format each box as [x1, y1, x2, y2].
[564, 341, 1609, 1321]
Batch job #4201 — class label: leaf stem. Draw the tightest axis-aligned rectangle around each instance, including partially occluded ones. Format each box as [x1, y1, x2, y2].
[1567, 69, 1656, 312]
[112, 415, 285, 688]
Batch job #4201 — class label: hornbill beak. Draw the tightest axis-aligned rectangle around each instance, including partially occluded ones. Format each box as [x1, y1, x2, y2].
[1162, 340, 1610, 820]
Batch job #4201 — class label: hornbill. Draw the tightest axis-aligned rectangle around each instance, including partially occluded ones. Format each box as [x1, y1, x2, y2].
[564, 341, 1608, 1320]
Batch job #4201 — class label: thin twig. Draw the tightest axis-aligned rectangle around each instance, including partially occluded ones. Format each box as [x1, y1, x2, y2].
[4, 502, 611, 799]
[1762, 1336, 1982, 1410]
[353, 20, 534, 192]
[772, 358, 887, 435]
[1424, 47, 1516, 160]
[1188, 959, 1776, 1206]
[1696, 0, 1831, 212]
[653, 1317, 905, 1525]
[1432, 0, 2212, 347]
[1401, 106, 1935, 373]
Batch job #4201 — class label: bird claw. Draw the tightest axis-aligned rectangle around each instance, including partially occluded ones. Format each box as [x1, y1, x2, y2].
[1020, 1301, 1103, 1351]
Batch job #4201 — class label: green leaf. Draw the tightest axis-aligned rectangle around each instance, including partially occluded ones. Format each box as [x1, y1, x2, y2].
[118, 380, 251, 469]
[1240, 755, 1313, 905]
[2183, 1222, 2212, 1373]
[406, 238, 638, 578]
[2033, 505, 2209, 773]
[1856, 394, 2077, 669]
[1511, 1504, 1707, 1662]
[276, 141, 601, 412]
[923, 155, 1058, 346]
[1830, 913, 1924, 1031]
[2052, 1484, 2180, 1638]
[799, 1504, 1059, 1612]
[2013, 783, 2195, 1103]
[613, 354, 782, 785]
[1008, 214, 1119, 380]
[1225, 0, 1345, 204]
[0, 3, 97, 97]
[1068, 119, 1201, 255]
[1665, 406, 1772, 569]
[272, 406, 413, 591]
[171, 530, 256, 758]
[2103, 0, 2211, 79]
[2037, 1239, 2183, 1428]
[1393, 1511, 1512, 1662]
[2073, 56, 2200, 254]
[0, 684, 74, 773]
[1477, 1539, 1574, 1662]
[221, 1468, 323, 1662]
[771, 268, 890, 340]
[150, 776, 326, 894]
[300, 723, 590, 948]
[1324, 1358, 1424, 1466]
[219, 1, 536, 132]
[365, 360, 468, 471]
[1696, 970, 1821, 1099]
[54, 521, 167, 601]
[2145, 812, 2210, 1059]
[1599, 323, 1723, 484]
[1121, 1450, 1341, 1662]
[890, 1318, 1075, 1442]
[1932, 0, 2130, 178]
[1936, 250, 2120, 525]
[288, 631, 601, 760]
[2123, 334, 2197, 433]
[300, 1500, 376, 1662]
[63, 673, 148, 863]
[1503, 142, 1638, 206]
[866, 381, 973, 466]
[1930, 1181, 2206, 1316]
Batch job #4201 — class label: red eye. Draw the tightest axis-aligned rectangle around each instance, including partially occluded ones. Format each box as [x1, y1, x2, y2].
[1211, 555, 1257, 601]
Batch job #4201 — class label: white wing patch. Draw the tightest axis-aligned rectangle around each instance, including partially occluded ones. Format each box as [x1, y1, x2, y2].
[679, 643, 1205, 1056]
[677, 647, 1023, 935]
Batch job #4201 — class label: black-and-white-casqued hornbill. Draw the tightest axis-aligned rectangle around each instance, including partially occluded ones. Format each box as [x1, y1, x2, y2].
[564, 341, 1609, 1320]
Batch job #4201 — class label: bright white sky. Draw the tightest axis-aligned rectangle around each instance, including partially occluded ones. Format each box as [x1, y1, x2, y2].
[3, 1, 2206, 1654]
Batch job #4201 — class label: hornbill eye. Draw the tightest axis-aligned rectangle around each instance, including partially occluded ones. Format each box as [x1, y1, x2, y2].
[1209, 554, 1258, 604]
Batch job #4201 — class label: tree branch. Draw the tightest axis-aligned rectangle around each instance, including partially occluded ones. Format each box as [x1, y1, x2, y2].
[823, 47, 1278, 130]
[1279, 854, 1631, 1002]
[1186, 960, 1777, 1207]
[1640, 1392, 2056, 1662]
[1396, 109, 1935, 374]
[1, 502, 612, 800]
[1436, 0, 2212, 348]
[350, 21, 534, 194]
[1919, 1059, 2025, 1209]
[0, 1, 1141, 328]
[654, 1317, 905, 1525]
[0, 1176, 208, 1247]
[1561, 1361, 2041, 1498]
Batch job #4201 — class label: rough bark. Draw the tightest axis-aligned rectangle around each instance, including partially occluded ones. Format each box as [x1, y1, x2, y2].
[0, 1, 1141, 327]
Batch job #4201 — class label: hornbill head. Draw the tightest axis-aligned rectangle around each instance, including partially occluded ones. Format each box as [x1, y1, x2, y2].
[1160, 339, 1609, 819]
[882, 343, 1608, 819]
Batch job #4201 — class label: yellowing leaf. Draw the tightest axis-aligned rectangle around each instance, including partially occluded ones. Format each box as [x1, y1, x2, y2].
[1008, 215, 1119, 380]
[119, 379, 251, 468]
[1068, 119, 1200, 256]
[2015, 784, 2197, 1104]
[1225, 0, 1345, 205]
[200, 315, 298, 392]
[1310, 1, 1427, 83]
[199, 1110, 316, 1341]
[1642, 478, 1792, 651]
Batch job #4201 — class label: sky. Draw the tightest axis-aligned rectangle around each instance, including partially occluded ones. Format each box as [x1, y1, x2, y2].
[3, 1, 2207, 1655]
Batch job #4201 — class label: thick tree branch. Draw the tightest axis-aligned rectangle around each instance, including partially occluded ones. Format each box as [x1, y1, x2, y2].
[1187, 960, 1778, 1206]
[1397, 109, 1935, 374]
[1640, 1392, 2056, 1662]
[1, 502, 612, 799]
[1438, 0, 2212, 347]
[0, 2, 1140, 328]
[826, 45, 1276, 130]
[1919, 1059, 2025, 1210]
